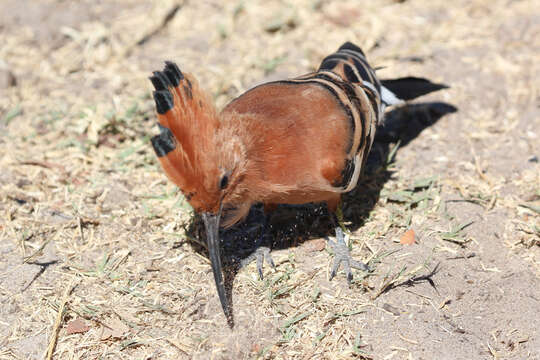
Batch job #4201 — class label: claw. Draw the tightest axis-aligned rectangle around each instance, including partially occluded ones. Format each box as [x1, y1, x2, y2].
[241, 246, 276, 279]
[328, 227, 370, 284]
[239, 213, 276, 279]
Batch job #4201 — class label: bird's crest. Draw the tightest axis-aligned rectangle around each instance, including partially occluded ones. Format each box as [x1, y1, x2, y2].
[150, 62, 221, 212]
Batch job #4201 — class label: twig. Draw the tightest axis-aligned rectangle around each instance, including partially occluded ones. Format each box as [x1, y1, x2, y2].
[19, 160, 67, 175]
[123, 1, 184, 56]
[398, 332, 419, 345]
[23, 237, 54, 264]
[466, 138, 493, 186]
[45, 279, 78, 360]
[166, 338, 193, 355]
[518, 203, 540, 215]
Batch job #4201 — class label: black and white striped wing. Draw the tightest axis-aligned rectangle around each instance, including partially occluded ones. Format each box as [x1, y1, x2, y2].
[290, 42, 401, 192]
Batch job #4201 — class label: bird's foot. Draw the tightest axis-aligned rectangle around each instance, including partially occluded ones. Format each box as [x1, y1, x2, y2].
[328, 227, 370, 284]
[240, 246, 276, 280]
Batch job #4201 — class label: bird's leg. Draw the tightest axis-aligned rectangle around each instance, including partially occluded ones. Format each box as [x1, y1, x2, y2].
[240, 214, 275, 279]
[327, 205, 370, 284]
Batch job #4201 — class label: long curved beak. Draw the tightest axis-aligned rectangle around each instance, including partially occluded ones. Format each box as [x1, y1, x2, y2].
[201, 210, 232, 323]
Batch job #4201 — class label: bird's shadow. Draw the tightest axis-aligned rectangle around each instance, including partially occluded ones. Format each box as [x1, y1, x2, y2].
[186, 101, 457, 327]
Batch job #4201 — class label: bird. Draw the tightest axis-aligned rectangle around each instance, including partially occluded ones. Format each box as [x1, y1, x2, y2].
[149, 42, 446, 324]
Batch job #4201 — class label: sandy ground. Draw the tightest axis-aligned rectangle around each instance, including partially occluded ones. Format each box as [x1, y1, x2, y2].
[1, 0, 539, 359]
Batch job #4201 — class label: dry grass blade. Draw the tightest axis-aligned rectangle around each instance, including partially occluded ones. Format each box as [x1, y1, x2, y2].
[438, 221, 474, 245]
[518, 203, 540, 215]
[371, 262, 439, 299]
[323, 308, 367, 326]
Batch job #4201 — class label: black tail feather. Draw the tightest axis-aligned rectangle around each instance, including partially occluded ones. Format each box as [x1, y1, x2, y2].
[338, 41, 366, 56]
[381, 77, 448, 101]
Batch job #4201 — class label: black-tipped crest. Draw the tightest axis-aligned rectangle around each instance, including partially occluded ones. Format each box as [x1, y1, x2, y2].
[183, 84, 193, 100]
[151, 124, 176, 157]
[150, 71, 171, 91]
[163, 69, 178, 87]
[153, 90, 174, 114]
[164, 61, 184, 86]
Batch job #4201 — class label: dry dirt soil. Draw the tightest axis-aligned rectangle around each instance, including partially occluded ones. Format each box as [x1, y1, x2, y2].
[1, 0, 539, 359]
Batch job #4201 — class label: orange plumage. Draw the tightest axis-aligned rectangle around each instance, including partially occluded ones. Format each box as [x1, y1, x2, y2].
[149, 42, 446, 324]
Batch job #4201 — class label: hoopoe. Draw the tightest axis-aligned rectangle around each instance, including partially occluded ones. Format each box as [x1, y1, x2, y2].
[149, 42, 445, 323]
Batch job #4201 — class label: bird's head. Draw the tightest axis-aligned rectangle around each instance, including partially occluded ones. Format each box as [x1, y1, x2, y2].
[149, 62, 250, 324]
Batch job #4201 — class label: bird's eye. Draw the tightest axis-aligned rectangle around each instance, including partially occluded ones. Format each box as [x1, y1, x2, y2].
[219, 174, 229, 189]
